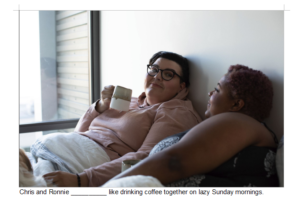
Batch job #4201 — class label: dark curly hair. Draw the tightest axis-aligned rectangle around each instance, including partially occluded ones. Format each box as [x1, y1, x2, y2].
[149, 51, 190, 88]
[226, 64, 273, 121]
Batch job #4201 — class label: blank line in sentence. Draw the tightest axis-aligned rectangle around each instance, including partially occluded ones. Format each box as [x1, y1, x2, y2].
[71, 194, 107, 196]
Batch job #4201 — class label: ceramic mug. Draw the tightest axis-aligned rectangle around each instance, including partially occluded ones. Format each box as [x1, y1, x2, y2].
[110, 85, 132, 112]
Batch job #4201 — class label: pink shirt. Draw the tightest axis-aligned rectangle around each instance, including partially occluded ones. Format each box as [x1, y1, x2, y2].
[75, 89, 201, 186]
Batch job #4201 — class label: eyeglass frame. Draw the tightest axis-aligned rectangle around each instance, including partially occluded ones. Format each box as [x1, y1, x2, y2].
[147, 64, 184, 81]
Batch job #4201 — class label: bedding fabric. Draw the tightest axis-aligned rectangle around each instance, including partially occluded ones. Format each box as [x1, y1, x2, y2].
[102, 175, 164, 187]
[30, 132, 110, 176]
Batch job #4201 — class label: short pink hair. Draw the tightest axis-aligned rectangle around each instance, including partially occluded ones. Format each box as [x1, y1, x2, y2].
[226, 64, 273, 121]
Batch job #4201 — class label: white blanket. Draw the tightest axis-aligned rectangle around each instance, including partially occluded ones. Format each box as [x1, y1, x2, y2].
[31, 132, 110, 176]
[102, 175, 164, 187]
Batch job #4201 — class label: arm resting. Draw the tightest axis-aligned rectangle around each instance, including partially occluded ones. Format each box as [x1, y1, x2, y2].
[113, 113, 265, 185]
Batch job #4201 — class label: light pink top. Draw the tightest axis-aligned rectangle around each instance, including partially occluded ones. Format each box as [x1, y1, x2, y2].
[75, 88, 201, 186]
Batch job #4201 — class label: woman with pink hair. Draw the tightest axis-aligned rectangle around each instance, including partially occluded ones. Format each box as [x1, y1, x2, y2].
[109, 64, 279, 187]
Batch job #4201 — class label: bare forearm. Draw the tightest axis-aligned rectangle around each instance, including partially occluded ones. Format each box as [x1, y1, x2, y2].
[113, 152, 185, 185]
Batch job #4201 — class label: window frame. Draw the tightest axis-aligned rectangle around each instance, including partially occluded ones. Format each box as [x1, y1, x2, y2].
[19, 11, 101, 133]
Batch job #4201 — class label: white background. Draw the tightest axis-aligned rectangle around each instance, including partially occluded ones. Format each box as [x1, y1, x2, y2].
[2, 0, 299, 202]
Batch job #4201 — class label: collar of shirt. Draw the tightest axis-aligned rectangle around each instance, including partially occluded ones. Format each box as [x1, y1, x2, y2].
[137, 88, 189, 108]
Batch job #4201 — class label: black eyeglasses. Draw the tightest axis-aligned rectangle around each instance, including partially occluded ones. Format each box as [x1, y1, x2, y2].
[147, 65, 183, 81]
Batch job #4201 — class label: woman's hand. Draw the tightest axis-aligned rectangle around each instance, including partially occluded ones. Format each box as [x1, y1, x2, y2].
[96, 85, 115, 113]
[43, 171, 78, 187]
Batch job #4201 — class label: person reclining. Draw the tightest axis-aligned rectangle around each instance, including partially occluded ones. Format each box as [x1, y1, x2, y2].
[37, 51, 201, 187]
[109, 64, 279, 187]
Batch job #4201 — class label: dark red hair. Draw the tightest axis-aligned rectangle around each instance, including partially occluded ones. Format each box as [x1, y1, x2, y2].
[226, 64, 273, 121]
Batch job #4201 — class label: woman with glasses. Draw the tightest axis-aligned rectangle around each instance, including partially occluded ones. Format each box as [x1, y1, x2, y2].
[104, 65, 279, 187]
[42, 51, 202, 187]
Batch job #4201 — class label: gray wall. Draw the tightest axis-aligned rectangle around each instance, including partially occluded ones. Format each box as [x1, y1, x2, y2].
[100, 11, 283, 138]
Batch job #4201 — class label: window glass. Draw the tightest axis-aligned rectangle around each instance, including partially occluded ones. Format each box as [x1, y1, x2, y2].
[20, 128, 74, 152]
[20, 11, 90, 124]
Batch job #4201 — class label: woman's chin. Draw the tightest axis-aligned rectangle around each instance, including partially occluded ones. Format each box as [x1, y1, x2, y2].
[146, 87, 161, 96]
[204, 111, 210, 119]
[145, 91, 165, 105]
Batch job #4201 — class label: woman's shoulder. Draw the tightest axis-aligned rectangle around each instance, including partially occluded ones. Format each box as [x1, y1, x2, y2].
[205, 112, 260, 125]
[199, 112, 276, 147]
[201, 113, 266, 134]
[188, 113, 256, 137]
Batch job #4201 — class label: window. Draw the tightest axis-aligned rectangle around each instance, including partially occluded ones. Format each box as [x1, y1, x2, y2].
[19, 11, 100, 149]
[20, 128, 74, 152]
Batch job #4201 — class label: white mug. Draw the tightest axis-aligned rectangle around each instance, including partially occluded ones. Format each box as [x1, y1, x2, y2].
[110, 85, 132, 112]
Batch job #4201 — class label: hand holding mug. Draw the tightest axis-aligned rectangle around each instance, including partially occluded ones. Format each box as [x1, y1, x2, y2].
[96, 85, 115, 113]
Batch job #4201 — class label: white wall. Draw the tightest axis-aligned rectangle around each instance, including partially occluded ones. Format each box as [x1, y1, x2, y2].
[101, 11, 283, 138]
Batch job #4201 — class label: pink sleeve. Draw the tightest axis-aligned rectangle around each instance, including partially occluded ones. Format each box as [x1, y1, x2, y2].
[83, 105, 200, 186]
[74, 100, 101, 133]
